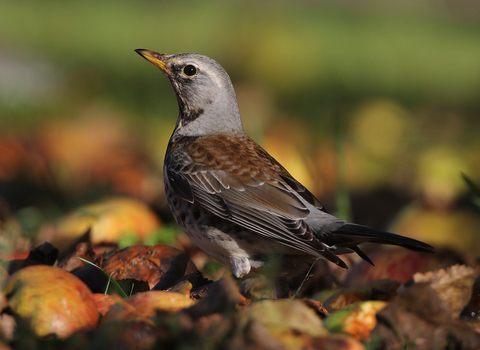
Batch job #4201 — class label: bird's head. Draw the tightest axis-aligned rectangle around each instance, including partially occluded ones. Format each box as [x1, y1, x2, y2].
[135, 49, 245, 137]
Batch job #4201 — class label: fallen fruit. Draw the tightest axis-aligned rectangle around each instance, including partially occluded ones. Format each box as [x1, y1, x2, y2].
[1, 265, 99, 338]
[54, 197, 162, 246]
[93, 293, 123, 316]
[101, 291, 195, 325]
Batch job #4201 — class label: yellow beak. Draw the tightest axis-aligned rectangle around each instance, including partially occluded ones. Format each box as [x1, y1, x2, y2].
[135, 49, 172, 73]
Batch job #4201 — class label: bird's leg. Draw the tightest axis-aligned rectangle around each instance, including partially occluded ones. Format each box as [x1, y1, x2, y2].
[275, 276, 290, 299]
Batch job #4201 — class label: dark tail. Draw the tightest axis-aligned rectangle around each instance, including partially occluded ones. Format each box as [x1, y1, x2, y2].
[324, 223, 435, 265]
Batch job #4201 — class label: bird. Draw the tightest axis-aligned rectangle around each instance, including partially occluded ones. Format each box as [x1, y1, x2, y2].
[135, 49, 435, 288]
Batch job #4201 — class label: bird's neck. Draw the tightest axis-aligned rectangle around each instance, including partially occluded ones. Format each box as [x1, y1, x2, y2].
[174, 107, 246, 137]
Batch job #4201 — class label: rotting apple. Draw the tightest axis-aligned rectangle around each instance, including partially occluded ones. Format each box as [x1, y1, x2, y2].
[1, 265, 99, 338]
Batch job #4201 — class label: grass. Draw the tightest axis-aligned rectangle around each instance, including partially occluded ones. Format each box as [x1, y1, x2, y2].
[78, 257, 129, 298]
[291, 258, 320, 299]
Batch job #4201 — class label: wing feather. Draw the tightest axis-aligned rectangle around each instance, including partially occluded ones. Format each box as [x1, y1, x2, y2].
[164, 134, 347, 266]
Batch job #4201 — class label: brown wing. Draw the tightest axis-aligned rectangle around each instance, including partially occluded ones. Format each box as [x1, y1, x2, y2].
[165, 134, 345, 265]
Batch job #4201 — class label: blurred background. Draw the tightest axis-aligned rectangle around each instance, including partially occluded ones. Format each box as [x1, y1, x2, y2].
[1, 0, 480, 271]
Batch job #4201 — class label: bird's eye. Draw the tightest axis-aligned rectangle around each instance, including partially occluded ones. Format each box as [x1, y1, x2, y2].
[183, 65, 197, 76]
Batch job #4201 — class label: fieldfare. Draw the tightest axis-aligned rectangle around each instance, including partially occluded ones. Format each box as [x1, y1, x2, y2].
[135, 49, 434, 282]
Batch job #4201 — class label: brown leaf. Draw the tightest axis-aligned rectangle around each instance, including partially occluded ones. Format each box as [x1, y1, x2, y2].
[371, 283, 480, 350]
[342, 246, 459, 287]
[413, 264, 479, 318]
[241, 299, 328, 349]
[151, 252, 190, 291]
[324, 279, 401, 312]
[239, 275, 276, 301]
[301, 298, 330, 318]
[92, 320, 157, 350]
[183, 275, 242, 318]
[100, 244, 197, 289]
[101, 291, 195, 325]
[58, 242, 97, 272]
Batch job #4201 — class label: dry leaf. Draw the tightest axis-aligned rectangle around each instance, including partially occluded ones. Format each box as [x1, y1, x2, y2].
[100, 244, 197, 289]
[371, 283, 480, 349]
[343, 246, 458, 287]
[241, 299, 327, 349]
[324, 279, 400, 312]
[413, 264, 479, 318]
[101, 291, 195, 325]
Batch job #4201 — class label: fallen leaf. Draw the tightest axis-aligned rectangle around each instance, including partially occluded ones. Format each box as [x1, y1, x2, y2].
[100, 244, 197, 289]
[58, 242, 97, 272]
[301, 298, 330, 318]
[413, 264, 479, 318]
[101, 291, 194, 325]
[342, 246, 459, 286]
[241, 299, 327, 349]
[324, 301, 387, 341]
[371, 283, 480, 349]
[183, 276, 242, 318]
[239, 275, 276, 301]
[324, 279, 401, 312]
